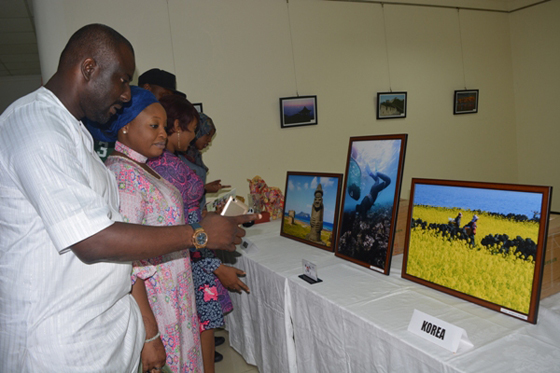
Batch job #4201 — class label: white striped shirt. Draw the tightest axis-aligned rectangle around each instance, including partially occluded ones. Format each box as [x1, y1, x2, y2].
[0, 87, 143, 372]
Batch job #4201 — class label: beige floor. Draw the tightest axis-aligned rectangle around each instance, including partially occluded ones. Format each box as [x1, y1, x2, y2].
[214, 329, 259, 373]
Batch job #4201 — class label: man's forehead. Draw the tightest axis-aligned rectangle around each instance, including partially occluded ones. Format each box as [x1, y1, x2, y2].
[114, 43, 135, 77]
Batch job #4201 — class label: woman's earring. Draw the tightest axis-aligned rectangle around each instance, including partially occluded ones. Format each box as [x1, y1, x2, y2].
[178, 132, 181, 149]
[123, 130, 127, 134]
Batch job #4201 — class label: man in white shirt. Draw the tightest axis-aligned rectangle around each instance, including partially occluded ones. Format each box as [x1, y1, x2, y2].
[0, 23, 257, 372]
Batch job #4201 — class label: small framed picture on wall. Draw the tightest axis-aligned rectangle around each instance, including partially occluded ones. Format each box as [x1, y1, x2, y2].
[376, 92, 407, 119]
[192, 103, 203, 113]
[280, 96, 317, 128]
[454, 89, 479, 114]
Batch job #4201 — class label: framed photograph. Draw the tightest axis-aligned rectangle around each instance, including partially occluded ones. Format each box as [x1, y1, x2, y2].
[192, 102, 203, 113]
[402, 178, 551, 324]
[377, 92, 407, 119]
[335, 134, 408, 273]
[454, 89, 479, 114]
[281, 172, 343, 252]
[280, 96, 317, 128]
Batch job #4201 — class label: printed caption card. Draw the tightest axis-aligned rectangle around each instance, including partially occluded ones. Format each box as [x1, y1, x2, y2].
[239, 238, 258, 254]
[299, 259, 322, 284]
[408, 309, 473, 353]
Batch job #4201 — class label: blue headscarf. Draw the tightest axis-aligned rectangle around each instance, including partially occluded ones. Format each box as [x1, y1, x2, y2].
[85, 86, 159, 142]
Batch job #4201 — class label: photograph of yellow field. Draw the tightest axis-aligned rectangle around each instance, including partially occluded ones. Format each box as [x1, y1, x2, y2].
[403, 180, 550, 322]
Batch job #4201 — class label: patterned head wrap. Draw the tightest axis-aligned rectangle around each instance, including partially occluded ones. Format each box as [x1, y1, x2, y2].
[85, 86, 159, 142]
[184, 113, 216, 170]
[194, 113, 216, 140]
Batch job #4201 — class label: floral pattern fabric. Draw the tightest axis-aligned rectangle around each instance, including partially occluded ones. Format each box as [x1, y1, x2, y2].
[148, 150, 233, 331]
[106, 142, 202, 373]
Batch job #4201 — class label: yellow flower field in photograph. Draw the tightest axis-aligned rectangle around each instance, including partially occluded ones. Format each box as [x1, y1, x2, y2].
[407, 205, 540, 314]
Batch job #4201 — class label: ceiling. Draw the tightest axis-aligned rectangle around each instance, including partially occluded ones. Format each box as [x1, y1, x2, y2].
[0, 0, 547, 79]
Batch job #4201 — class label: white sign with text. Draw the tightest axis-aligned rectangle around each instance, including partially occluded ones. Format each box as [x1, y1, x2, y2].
[407, 309, 473, 353]
[302, 259, 318, 281]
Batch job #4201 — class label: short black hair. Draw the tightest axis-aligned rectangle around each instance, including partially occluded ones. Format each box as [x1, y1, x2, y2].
[58, 24, 134, 70]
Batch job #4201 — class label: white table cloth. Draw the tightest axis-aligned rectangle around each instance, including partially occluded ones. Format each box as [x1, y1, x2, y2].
[224, 220, 560, 373]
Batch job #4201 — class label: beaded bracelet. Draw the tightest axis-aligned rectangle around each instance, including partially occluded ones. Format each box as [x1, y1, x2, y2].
[145, 331, 161, 343]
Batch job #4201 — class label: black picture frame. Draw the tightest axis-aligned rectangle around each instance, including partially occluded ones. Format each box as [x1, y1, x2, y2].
[454, 89, 479, 114]
[377, 92, 407, 119]
[192, 102, 203, 113]
[281, 172, 343, 252]
[280, 96, 317, 128]
[335, 134, 408, 274]
[402, 178, 551, 324]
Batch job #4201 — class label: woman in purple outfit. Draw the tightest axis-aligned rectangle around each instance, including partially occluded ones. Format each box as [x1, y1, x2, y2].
[148, 95, 249, 373]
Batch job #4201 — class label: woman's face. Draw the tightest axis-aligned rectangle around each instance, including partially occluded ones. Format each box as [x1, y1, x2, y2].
[184, 119, 198, 148]
[170, 118, 198, 153]
[195, 129, 215, 151]
[120, 102, 168, 158]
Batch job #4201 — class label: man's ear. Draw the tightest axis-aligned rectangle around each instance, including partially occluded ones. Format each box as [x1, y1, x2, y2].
[81, 58, 97, 82]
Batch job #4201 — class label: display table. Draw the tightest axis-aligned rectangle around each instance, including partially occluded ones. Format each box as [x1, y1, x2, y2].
[224, 220, 560, 373]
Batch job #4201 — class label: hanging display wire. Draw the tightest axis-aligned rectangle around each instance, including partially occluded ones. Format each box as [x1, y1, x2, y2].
[381, 3, 393, 92]
[286, 0, 300, 97]
[457, 8, 467, 90]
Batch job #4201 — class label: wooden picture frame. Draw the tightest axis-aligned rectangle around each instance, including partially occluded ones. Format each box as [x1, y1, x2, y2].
[280, 96, 317, 128]
[335, 134, 408, 273]
[377, 92, 407, 119]
[281, 172, 343, 252]
[454, 89, 479, 114]
[402, 178, 551, 324]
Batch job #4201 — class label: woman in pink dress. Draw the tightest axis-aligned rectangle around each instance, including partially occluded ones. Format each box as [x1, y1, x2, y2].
[102, 86, 203, 373]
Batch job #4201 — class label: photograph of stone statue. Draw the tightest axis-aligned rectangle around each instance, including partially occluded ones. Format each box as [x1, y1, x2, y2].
[335, 134, 407, 274]
[280, 172, 343, 251]
[377, 92, 407, 119]
[402, 178, 551, 324]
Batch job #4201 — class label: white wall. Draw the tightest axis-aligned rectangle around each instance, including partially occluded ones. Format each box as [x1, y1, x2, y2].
[31, 0, 558, 210]
[0, 75, 42, 113]
[510, 0, 560, 211]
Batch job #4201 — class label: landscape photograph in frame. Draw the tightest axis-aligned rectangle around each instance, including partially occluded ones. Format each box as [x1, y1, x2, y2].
[454, 89, 479, 114]
[280, 96, 317, 128]
[335, 134, 408, 274]
[402, 178, 551, 324]
[281, 172, 343, 252]
[377, 92, 407, 119]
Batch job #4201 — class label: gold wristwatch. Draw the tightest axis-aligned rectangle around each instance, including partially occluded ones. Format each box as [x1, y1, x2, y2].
[190, 223, 208, 249]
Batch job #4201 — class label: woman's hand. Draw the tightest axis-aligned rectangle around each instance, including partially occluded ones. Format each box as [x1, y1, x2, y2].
[214, 264, 250, 293]
[141, 336, 167, 372]
[205, 180, 231, 194]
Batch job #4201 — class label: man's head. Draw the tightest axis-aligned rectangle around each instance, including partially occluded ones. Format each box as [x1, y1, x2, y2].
[57, 24, 135, 125]
[138, 68, 185, 100]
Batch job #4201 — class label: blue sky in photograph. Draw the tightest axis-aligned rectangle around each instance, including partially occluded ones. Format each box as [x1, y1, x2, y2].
[285, 175, 339, 224]
[413, 184, 543, 217]
[379, 93, 405, 102]
[283, 97, 315, 116]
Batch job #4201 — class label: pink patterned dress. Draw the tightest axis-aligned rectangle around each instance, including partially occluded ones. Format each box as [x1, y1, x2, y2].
[148, 150, 233, 332]
[105, 142, 202, 373]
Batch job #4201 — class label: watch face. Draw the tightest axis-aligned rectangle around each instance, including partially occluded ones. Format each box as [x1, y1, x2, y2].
[195, 231, 208, 246]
